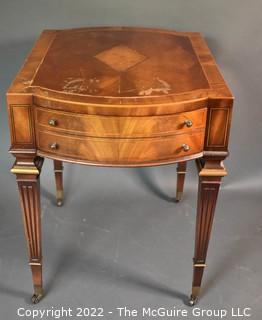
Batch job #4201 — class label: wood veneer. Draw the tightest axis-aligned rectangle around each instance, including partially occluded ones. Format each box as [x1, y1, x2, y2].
[35, 107, 207, 138]
[6, 27, 234, 305]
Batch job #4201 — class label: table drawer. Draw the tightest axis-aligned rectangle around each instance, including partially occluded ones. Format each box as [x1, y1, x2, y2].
[36, 129, 205, 165]
[35, 107, 207, 138]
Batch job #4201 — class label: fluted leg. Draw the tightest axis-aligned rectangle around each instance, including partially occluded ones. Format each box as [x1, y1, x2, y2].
[53, 160, 64, 206]
[12, 157, 44, 304]
[176, 161, 187, 202]
[190, 158, 227, 305]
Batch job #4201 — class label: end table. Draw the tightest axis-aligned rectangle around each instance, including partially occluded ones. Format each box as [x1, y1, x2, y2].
[6, 27, 233, 305]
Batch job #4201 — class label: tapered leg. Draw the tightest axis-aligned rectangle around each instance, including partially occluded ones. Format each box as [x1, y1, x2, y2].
[190, 158, 227, 305]
[12, 157, 44, 304]
[176, 161, 187, 202]
[53, 160, 64, 206]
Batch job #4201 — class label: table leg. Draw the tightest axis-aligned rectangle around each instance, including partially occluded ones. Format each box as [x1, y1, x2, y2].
[12, 157, 44, 304]
[54, 160, 64, 206]
[190, 159, 227, 305]
[176, 161, 187, 202]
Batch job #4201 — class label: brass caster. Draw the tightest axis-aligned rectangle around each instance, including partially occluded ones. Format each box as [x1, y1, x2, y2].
[189, 295, 198, 306]
[31, 293, 43, 304]
[56, 190, 64, 207]
[175, 191, 183, 202]
[56, 199, 63, 207]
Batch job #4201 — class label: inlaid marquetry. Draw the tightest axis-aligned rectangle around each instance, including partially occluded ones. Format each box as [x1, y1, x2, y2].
[95, 45, 147, 72]
[8, 105, 35, 147]
[6, 27, 233, 305]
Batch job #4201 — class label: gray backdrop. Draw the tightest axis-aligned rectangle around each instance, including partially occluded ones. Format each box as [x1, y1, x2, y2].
[0, 1, 261, 319]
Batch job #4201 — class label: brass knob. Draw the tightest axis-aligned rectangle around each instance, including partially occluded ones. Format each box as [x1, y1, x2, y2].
[181, 144, 190, 152]
[50, 142, 58, 150]
[184, 119, 193, 127]
[48, 119, 57, 126]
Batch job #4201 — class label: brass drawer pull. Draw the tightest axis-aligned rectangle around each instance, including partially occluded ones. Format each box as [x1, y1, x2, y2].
[48, 119, 57, 126]
[184, 119, 193, 127]
[50, 142, 58, 150]
[181, 144, 190, 152]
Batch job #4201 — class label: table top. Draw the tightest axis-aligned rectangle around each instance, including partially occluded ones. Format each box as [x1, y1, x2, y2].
[7, 27, 234, 167]
[8, 27, 233, 106]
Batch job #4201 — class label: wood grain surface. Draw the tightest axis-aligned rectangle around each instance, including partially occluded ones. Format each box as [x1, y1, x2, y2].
[6, 26, 234, 304]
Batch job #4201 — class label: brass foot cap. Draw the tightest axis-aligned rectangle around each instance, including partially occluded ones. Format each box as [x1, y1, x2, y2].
[56, 190, 64, 206]
[175, 191, 183, 202]
[189, 294, 198, 306]
[31, 292, 43, 304]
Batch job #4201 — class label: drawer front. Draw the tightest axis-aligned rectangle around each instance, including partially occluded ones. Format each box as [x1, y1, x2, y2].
[36, 130, 205, 165]
[35, 107, 207, 138]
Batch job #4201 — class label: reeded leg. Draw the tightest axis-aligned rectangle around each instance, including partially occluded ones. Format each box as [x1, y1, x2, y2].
[12, 157, 44, 304]
[54, 160, 64, 206]
[190, 158, 227, 305]
[176, 161, 187, 202]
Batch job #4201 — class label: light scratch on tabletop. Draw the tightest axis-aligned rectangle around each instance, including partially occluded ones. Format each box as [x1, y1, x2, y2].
[63, 76, 100, 94]
[139, 77, 171, 96]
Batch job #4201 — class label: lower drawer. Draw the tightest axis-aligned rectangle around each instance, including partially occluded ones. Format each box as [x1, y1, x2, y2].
[36, 130, 205, 165]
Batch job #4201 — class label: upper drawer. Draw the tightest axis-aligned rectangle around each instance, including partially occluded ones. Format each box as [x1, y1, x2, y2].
[35, 107, 207, 138]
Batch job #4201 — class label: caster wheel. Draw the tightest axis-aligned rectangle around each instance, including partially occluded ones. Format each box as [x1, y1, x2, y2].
[56, 199, 63, 207]
[31, 293, 43, 304]
[189, 295, 198, 306]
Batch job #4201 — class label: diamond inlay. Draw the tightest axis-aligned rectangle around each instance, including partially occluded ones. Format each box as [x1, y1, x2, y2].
[95, 45, 147, 72]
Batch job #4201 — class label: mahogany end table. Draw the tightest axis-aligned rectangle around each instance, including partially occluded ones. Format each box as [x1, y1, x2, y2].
[6, 27, 233, 305]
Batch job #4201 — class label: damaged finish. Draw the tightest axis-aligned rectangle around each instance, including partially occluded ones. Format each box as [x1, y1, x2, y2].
[6, 27, 234, 305]
[139, 78, 171, 96]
